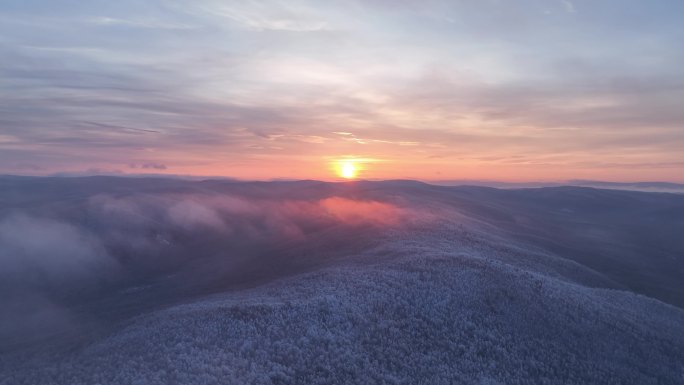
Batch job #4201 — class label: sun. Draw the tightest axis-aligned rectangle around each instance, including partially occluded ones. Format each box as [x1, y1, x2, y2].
[339, 161, 358, 179]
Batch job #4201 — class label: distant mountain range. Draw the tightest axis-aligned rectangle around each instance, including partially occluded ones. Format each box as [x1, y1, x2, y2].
[431, 179, 684, 192]
[4, 173, 684, 193]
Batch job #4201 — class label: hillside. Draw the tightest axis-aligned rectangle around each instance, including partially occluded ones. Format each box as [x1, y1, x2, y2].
[0, 177, 683, 384]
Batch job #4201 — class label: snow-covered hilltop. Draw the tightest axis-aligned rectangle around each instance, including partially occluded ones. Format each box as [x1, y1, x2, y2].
[1, 177, 683, 384]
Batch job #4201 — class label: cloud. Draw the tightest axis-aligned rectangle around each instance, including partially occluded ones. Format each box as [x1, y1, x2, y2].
[0, 214, 117, 345]
[130, 162, 168, 170]
[561, 0, 576, 13]
[0, 214, 115, 287]
[167, 200, 227, 230]
[0, 0, 683, 180]
[187, 1, 331, 31]
[87, 16, 196, 30]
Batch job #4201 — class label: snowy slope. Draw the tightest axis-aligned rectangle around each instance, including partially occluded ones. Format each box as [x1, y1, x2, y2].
[0, 177, 683, 384]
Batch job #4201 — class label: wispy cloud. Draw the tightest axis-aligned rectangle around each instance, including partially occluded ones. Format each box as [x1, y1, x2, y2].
[87, 16, 196, 30]
[0, 0, 682, 181]
[185, 1, 331, 31]
[561, 0, 576, 13]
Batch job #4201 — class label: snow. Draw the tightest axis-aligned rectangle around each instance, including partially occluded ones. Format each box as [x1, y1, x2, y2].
[1, 177, 683, 384]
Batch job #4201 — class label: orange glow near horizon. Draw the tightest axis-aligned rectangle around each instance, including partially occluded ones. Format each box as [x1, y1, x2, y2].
[20, 153, 684, 184]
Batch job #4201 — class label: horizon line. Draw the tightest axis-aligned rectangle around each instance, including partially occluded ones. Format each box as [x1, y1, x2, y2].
[2, 173, 684, 188]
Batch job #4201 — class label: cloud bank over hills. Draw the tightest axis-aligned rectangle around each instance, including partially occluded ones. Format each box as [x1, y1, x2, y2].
[0, 176, 683, 384]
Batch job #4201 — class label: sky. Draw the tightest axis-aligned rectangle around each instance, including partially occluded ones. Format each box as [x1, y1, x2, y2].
[1, 0, 683, 182]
